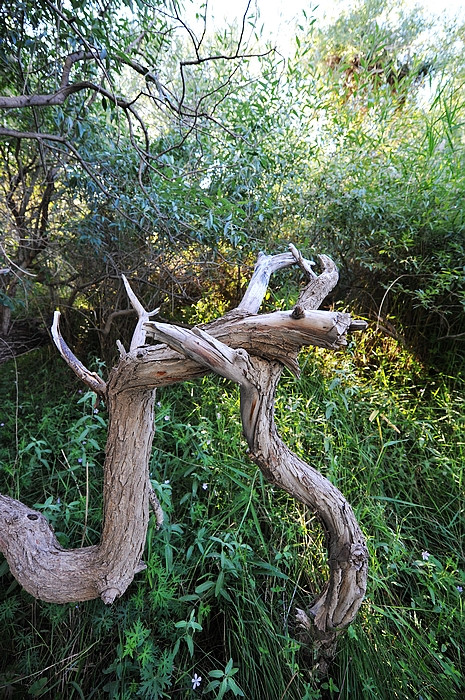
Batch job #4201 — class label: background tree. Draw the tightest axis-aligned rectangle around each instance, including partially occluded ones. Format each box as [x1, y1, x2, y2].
[271, 0, 465, 363]
[0, 0, 280, 359]
[1, 0, 465, 364]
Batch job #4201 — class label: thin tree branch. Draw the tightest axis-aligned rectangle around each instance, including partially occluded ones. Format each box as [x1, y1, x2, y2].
[180, 47, 274, 68]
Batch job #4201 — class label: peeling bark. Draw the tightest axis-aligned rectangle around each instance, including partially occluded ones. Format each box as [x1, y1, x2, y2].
[0, 246, 368, 670]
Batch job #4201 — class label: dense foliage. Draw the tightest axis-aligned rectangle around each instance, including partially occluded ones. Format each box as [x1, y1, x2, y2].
[1, 0, 464, 361]
[0, 0, 283, 353]
[1, 0, 464, 697]
[0, 335, 463, 699]
[264, 0, 465, 363]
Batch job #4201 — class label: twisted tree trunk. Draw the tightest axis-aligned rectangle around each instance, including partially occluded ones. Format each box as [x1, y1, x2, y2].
[0, 246, 368, 669]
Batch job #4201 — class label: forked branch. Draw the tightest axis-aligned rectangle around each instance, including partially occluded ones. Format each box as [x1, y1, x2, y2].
[148, 319, 367, 666]
[0, 246, 367, 672]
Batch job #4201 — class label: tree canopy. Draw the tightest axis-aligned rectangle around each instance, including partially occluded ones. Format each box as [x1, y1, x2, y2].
[1, 0, 464, 361]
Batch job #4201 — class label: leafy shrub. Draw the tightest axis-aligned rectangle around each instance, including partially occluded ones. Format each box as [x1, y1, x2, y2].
[1, 338, 464, 698]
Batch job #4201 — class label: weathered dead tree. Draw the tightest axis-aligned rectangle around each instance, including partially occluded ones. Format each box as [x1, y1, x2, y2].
[0, 246, 368, 670]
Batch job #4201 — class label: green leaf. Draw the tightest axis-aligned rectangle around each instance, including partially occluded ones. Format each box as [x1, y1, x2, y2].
[28, 678, 48, 696]
[228, 678, 244, 696]
[195, 580, 215, 595]
[208, 670, 224, 679]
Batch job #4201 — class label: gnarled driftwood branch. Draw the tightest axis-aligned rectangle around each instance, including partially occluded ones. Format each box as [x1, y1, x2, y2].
[0, 246, 367, 670]
[145, 251, 368, 670]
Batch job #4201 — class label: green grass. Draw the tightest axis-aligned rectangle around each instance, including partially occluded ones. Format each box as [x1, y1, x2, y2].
[0, 336, 463, 699]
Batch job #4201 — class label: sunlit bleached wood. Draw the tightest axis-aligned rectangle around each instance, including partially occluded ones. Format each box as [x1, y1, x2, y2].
[0, 246, 367, 671]
[149, 311, 367, 671]
[121, 274, 160, 352]
[51, 311, 107, 396]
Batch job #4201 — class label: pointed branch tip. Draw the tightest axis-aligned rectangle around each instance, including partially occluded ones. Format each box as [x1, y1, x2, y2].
[51, 311, 107, 395]
[122, 275, 145, 316]
[289, 244, 317, 278]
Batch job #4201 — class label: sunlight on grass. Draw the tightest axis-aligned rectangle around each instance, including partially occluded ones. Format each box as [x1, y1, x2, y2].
[0, 336, 463, 698]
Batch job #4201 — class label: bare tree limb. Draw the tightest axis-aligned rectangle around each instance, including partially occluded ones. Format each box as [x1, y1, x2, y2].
[122, 275, 160, 352]
[51, 312, 107, 395]
[145, 250, 368, 671]
[0, 248, 367, 675]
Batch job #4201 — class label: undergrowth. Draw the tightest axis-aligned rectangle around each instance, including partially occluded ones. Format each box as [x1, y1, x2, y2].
[0, 333, 463, 699]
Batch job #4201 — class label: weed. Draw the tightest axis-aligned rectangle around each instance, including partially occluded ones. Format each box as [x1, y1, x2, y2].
[0, 340, 464, 698]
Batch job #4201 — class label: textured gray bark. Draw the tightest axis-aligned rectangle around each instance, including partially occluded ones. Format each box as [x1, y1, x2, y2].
[0, 246, 368, 669]
[147, 251, 368, 670]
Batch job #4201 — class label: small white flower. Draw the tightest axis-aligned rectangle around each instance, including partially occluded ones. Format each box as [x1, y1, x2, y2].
[191, 673, 202, 690]
[156, 401, 162, 407]
[202, 482, 208, 490]
[421, 551, 430, 561]
[164, 479, 170, 485]
[457, 585, 463, 593]
[164, 415, 170, 421]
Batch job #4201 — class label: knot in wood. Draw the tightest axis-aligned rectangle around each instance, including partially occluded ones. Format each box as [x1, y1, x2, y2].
[100, 587, 121, 604]
[350, 542, 368, 570]
[291, 305, 305, 320]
